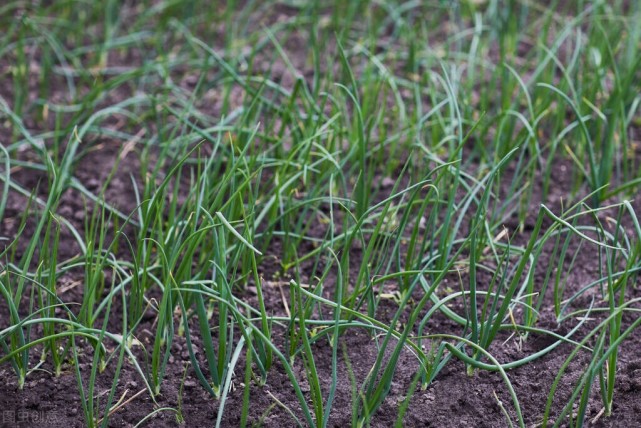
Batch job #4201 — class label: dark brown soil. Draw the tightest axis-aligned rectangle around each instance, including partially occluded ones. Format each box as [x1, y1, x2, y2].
[1, 135, 640, 428]
[2, 4, 641, 428]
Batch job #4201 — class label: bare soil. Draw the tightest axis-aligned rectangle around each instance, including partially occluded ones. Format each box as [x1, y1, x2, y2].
[1, 4, 641, 428]
[1, 140, 641, 428]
